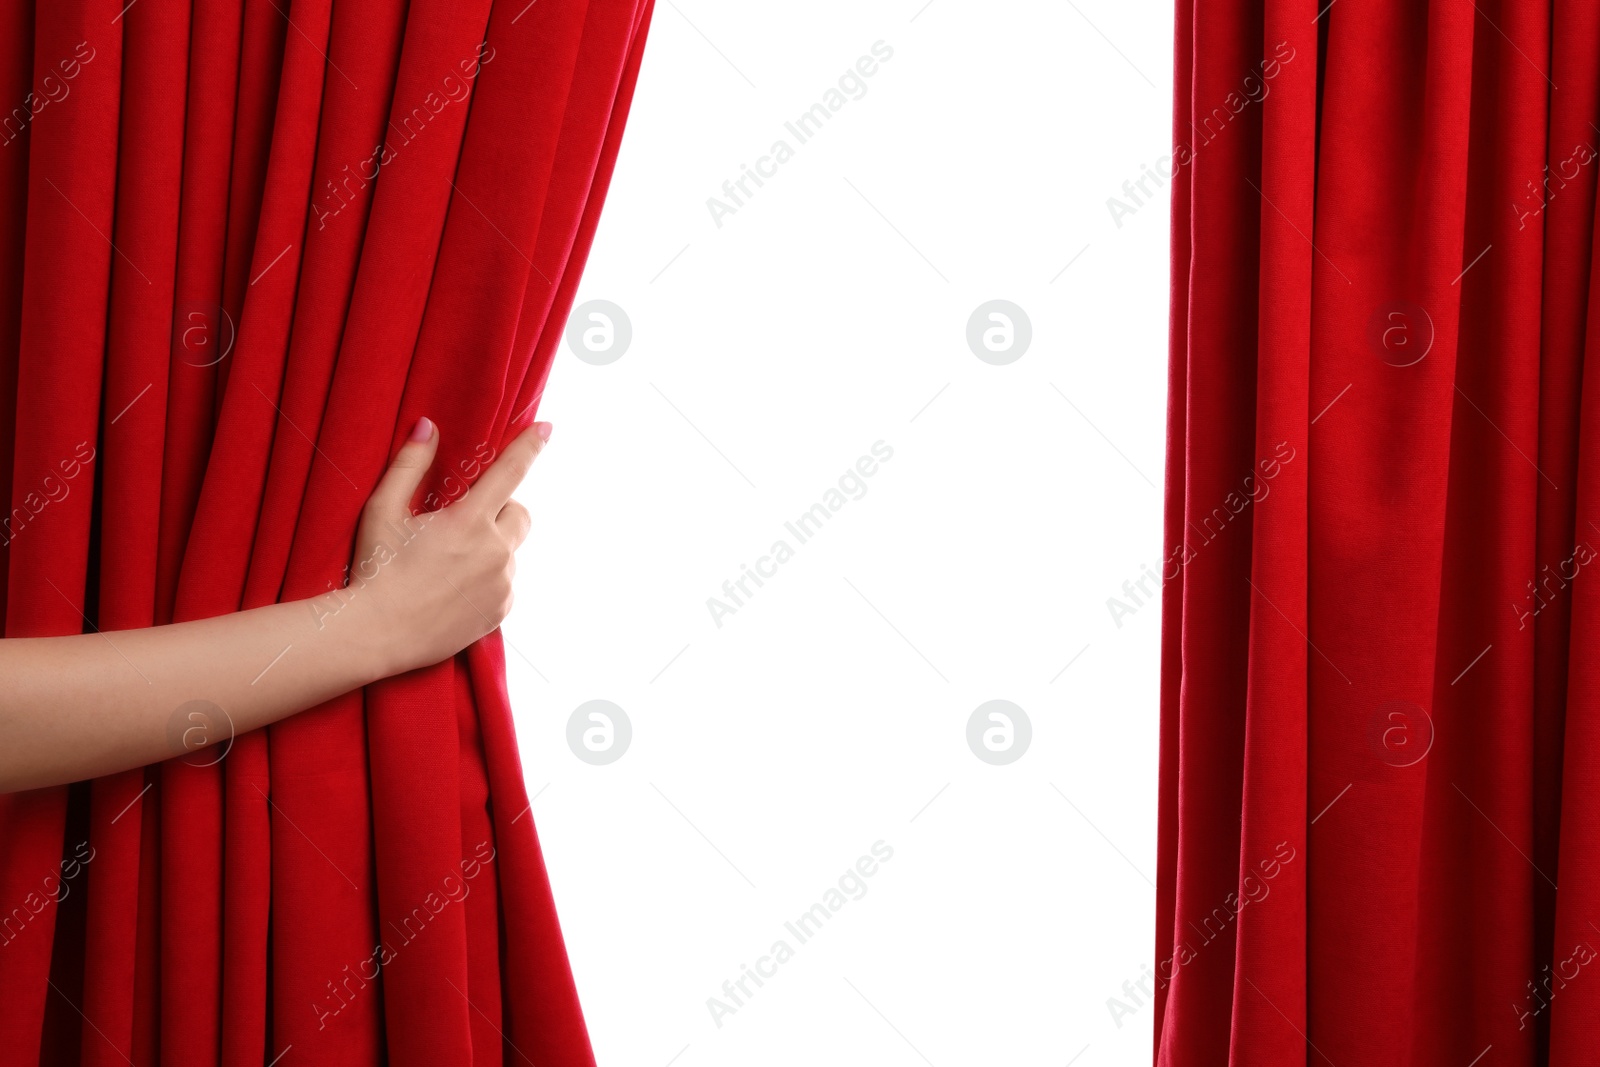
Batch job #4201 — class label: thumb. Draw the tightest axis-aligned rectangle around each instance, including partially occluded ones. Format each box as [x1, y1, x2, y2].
[367, 416, 440, 520]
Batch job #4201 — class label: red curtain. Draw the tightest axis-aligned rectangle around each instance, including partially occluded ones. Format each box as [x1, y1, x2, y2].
[0, 0, 651, 1063]
[1161, 1, 1600, 1064]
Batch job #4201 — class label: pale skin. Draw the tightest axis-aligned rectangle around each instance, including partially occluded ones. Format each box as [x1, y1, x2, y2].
[0, 416, 547, 795]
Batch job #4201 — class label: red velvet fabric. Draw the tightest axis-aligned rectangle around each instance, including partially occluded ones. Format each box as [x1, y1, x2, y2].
[0, 1, 652, 1063]
[1161, 2, 1600, 1064]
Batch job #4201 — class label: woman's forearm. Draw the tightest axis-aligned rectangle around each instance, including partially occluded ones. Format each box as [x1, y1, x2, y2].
[0, 593, 401, 793]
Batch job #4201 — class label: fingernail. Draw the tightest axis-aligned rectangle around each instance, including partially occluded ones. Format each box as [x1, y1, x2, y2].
[409, 416, 433, 443]
[534, 421, 553, 442]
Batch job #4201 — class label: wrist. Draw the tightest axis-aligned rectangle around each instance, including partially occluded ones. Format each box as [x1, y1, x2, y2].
[338, 579, 415, 684]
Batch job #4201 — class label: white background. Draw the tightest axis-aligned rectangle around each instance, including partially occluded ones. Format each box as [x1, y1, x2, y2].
[503, 1, 1172, 1063]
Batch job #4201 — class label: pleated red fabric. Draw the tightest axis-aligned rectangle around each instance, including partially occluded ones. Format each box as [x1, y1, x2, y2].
[0, 0, 653, 1063]
[1159, 1, 1600, 1064]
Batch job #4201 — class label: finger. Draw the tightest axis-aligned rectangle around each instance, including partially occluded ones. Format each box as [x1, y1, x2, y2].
[496, 500, 532, 548]
[367, 416, 440, 520]
[471, 422, 551, 516]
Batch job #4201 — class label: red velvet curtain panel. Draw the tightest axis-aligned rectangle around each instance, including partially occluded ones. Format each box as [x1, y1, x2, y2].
[0, 0, 652, 1063]
[1161, 1, 1600, 1064]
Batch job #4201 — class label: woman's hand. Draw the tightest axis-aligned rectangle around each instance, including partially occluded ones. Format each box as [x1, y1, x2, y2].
[351, 417, 549, 676]
[0, 413, 554, 793]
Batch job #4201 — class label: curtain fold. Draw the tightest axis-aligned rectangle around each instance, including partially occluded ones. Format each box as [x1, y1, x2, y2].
[1162, 1, 1600, 1064]
[0, 0, 653, 1062]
